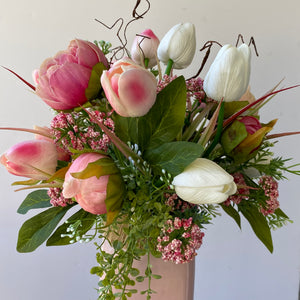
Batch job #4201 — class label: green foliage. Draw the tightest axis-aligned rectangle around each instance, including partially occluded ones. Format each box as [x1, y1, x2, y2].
[144, 141, 204, 176]
[46, 209, 97, 246]
[113, 76, 187, 151]
[17, 190, 52, 214]
[239, 201, 273, 253]
[85, 62, 107, 100]
[17, 205, 73, 253]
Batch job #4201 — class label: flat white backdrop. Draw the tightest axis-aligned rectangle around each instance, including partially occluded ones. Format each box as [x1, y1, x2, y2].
[0, 0, 299, 299]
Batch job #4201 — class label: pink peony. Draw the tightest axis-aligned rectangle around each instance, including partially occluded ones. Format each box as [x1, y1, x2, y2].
[62, 153, 110, 214]
[34, 39, 108, 110]
[101, 58, 157, 117]
[0, 140, 58, 180]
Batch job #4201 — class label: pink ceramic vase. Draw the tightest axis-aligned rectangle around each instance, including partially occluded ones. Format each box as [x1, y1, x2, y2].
[101, 242, 195, 299]
[132, 254, 195, 300]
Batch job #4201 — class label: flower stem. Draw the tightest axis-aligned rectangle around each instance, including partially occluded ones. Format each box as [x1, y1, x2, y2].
[165, 59, 174, 75]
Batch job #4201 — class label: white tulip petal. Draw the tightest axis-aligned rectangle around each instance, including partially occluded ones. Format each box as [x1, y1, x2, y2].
[172, 158, 237, 204]
[157, 23, 196, 69]
[175, 183, 237, 204]
[203, 43, 251, 102]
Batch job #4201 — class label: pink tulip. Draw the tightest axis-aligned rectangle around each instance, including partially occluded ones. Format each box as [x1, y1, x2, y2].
[34, 126, 70, 161]
[34, 39, 109, 110]
[0, 140, 58, 180]
[101, 58, 157, 117]
[62, 153, 109, 215]
[131, 29, 160, 68]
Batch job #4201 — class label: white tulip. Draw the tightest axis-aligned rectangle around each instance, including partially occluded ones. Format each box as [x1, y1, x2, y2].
[203, 44, 251, 102]
[157, 23, 196, 69]
[172, 158, 237, 204]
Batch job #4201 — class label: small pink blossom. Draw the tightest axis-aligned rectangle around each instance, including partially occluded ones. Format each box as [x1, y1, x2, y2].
[224, 173, 249, 206]
[157, 217, 204, 264]
[259, 176, 279, 215]
[48, 187, 74, 207]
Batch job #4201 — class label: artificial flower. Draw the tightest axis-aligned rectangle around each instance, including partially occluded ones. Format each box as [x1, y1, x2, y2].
[131, 29, 160, 68]
[62, 153, 110, 214]
[203, 44, 251, 101]
[34, 125, 70, 161]
[172, 158, 237, 204]
[221, 117, 277, 163]
[100, 58, 157, 117]
[62, 152, 125, 216]
[0, 140, 58, 180]
[157, 23, 196, 69]
[34, 39, 108, 110]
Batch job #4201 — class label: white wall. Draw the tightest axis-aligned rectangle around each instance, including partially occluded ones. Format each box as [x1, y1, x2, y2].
[0, 0, 299, 299]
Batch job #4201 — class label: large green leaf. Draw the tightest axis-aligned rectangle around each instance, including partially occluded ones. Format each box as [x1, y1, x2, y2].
[239, 203, 273, 253]
[17, 206, 73, 253]
[17, 190, 52, 215]
[46, 209, 96, 246]
[145, 141, 204, 176]
[113, 76, 187, 151]
[221, 204, 241, 228]
[140, 76, 187, 149]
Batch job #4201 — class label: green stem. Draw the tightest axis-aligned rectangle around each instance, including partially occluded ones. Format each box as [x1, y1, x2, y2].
[144, 58, 149, 68]
[164, 59, 174, 76]
[203, 101, 225, 157]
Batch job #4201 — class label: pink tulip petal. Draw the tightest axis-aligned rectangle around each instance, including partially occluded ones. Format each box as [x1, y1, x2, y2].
[118, 68, 157, 116]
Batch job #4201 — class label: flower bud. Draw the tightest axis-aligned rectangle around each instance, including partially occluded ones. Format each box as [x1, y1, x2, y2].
[172, 158, 236, 204]
[157, 23, 196, 69]
[221, 117, 277, 163]
[62, 153, 124, 215]
[34, 39, 108, 110]
[131, 29, 160, 68]
[101, 58, 157, 117]
[203, 44, 251, 102]
[0, 140, 58, 180]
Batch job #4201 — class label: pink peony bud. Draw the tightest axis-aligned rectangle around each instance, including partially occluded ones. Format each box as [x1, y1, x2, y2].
[62, 153, 110, 215]
[131, 29, 160, 68]
[238, 116, 262, 134]
[101, 58, 157, 117]
[0, 140, 58, 180]
[34, 39, 109, 110]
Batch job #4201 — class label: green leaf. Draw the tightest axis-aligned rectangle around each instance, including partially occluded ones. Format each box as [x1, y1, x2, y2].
[145, 141, 204, 176]
[17, 190, 52, 214]
[17, 206, 72, 253]
[239, 203, 273, 252]
[85, 62, 107, 100]
[105, 173, 125, 224]
[141, 76, 187, 149]
[46, 209, 96, 246]
[113, 76, 187, 151]
[221, 204, 241, 228]
[274, 208, 289, 219]
[71, 157, 120, 179]
[136, 276, 145, 283]
[223, 101, 249, 118]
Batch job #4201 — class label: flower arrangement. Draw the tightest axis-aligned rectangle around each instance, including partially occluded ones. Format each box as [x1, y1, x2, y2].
[1, 1, 299, 299]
